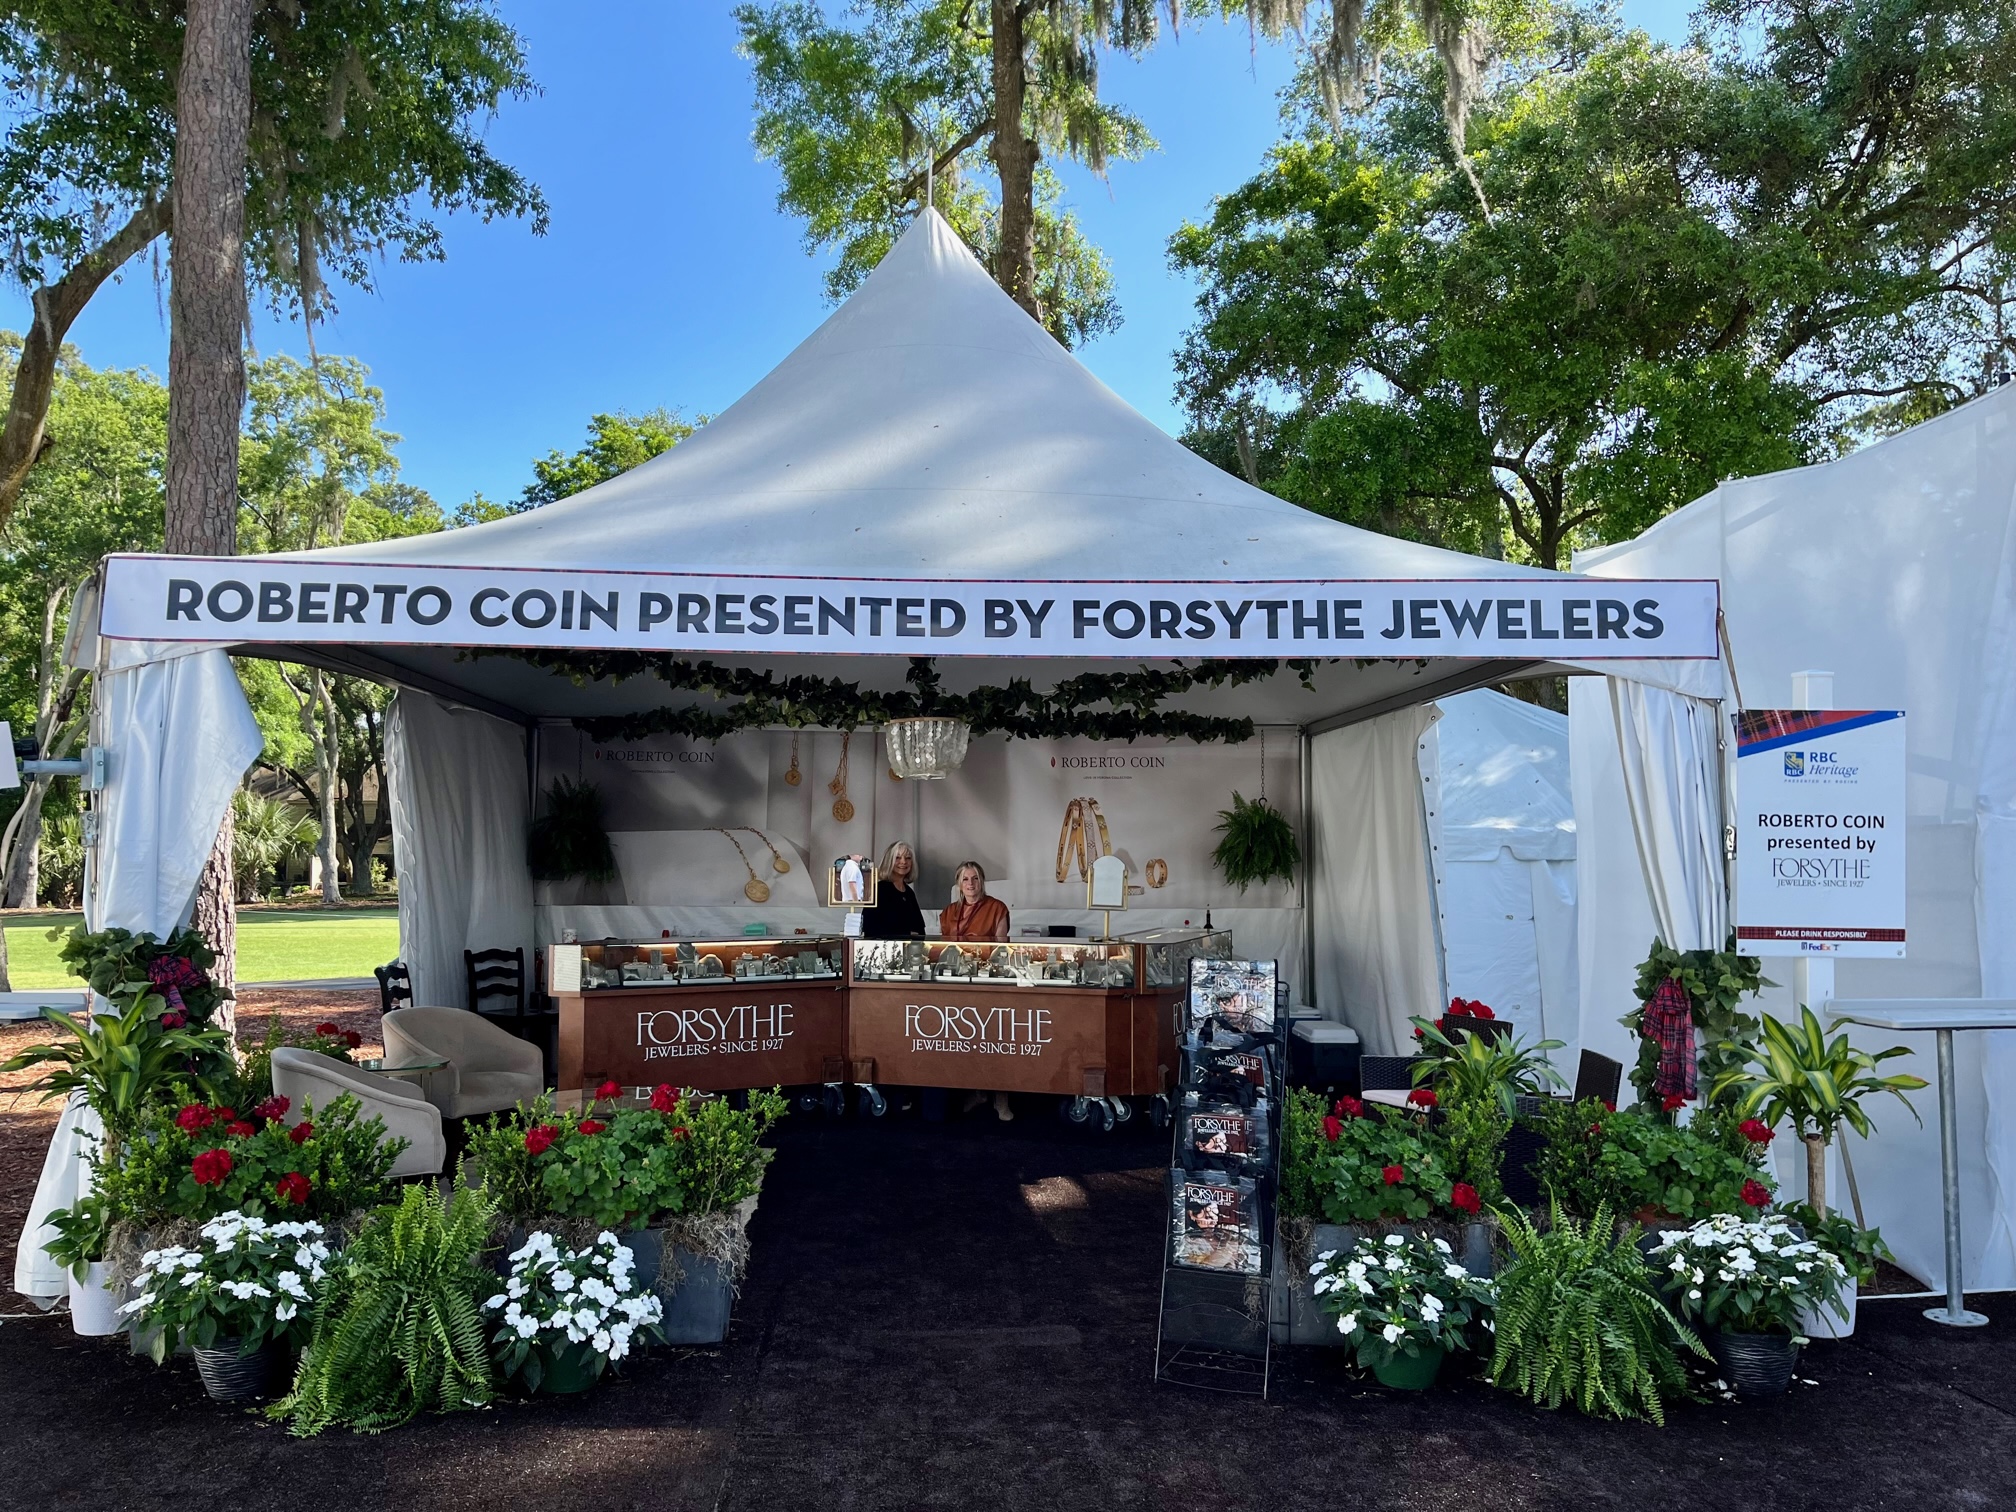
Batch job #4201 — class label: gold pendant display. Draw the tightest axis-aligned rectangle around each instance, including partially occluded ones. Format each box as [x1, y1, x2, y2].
[744, 877, 772, 904]
[1146, 858, 1169, 889]
[832, 796, 855, 824]
[828, 732, 854, 823]
[785, 733, 802, 786]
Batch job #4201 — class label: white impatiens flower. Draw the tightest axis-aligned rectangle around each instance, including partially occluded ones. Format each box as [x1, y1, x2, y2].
[1443, 1263, 1469, 1281]
[1382, 1323, 1404, 1344]
[1431, 1238, 1451, 1255]
[1337, 1313, 1358, 1335]
[1385, 1234, 1406, 1247]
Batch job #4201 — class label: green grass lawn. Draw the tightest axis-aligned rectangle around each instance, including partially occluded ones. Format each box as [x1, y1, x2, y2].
[4, 908, 401, 988]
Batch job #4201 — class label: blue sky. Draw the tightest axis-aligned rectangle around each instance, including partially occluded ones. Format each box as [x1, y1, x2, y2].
[0, 1, 1693, 512]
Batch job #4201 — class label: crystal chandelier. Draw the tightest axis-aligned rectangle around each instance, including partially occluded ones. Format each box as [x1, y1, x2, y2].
[884, 716, 971, 780]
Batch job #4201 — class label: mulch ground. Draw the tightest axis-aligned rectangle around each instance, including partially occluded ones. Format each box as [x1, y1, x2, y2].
[0, 1099, 2010, 1511]
[0, 989, 382, 1305]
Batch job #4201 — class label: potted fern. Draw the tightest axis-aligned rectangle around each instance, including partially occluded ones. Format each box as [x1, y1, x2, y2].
[527, 776, 618, 883]
[1490, 1204, 1706, 1423]
[1210, 791, 1299, 891]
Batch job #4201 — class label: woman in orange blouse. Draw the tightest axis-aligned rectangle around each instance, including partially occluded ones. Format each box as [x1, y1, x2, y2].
[941, 860, 1012, 1120]
[939, 860, 1010, 942]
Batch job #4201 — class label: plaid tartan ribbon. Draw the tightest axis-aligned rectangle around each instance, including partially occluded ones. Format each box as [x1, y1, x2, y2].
[1642, 977, 1698, 1100]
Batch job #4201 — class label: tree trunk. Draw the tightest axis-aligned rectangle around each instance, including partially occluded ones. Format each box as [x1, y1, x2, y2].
[168, 0, 254, 1017]
[1803, 1132, 1829, 1217]
[989, 0, 1040, 323]
[1, 781, 45, 908]
[0, 199, 171, 532]
[312, 670, 342, 904]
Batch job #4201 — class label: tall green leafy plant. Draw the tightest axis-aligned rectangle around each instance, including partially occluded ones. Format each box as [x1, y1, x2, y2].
[1408, 1016, 1565, 1116]
[0, 1003, 231, 1159]
[1210, 791, 1299, 890]
[275, 1184, 497, 1435]
[1625, 939, 1768, 1117]
[1710, 1005, 1925, 1216]
[526, 776, 617, 883]
[1490, 1204, 1705, 1425]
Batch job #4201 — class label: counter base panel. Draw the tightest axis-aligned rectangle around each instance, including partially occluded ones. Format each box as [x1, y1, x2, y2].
[556, 985, 848, 1093]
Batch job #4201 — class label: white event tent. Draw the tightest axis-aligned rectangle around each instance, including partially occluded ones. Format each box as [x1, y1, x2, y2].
[19, 209, 1718, 1297]
[1573, 381, 2016, 1291]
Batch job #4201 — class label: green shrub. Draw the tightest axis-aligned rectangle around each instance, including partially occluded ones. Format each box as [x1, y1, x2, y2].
[274, 1184, 496, 1435]
[1299, 1102, 1462, 1224]
[1490, 1204, 1705, 1424]
[1441, 1093, 1510, 1209]
[1280, 1086, 1328, 1222]
[673, 1088, 787, 1213]
[100, 1091, 399, 1226]
[1533, 1099, 1769, 1221]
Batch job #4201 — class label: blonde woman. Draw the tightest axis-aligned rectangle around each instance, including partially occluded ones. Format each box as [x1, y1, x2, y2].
[861, 840, 925, 939]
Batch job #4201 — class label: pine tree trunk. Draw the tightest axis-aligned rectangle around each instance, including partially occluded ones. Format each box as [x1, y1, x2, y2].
[1803, 1132, 1829, 1217]
[989, 0, 1040, 324]
[312, 670, 342, 904]
[167, 0, 254, 1017]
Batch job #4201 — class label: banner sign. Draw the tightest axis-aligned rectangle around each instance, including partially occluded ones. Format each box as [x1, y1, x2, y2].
[97, 554, 1720, 660]
[1734, 709, 1906, 957]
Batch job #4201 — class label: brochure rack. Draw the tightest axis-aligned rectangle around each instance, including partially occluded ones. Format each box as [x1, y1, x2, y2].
[1153, 958, 1282, 1398]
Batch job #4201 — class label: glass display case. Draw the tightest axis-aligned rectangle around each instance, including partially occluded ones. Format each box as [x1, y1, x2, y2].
[1122, 927, 1235, 989]
[573, 936, 846, 989]
[849, 938, 1137, 989]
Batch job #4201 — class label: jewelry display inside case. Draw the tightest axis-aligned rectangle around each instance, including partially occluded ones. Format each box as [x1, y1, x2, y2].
[847, 938, 1137, 989]
[1122, 927, 1236, 990]
[571, 937, 846, 990]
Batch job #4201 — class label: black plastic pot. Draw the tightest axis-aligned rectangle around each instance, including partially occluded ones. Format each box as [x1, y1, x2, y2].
[660, 1250, 734, 1345]
[192, 1338, 281, 1402]
[1710, 1329, 1799, 1397]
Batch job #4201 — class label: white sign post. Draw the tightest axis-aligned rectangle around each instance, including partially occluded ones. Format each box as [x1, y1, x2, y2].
[1735, 697, 1906, 959]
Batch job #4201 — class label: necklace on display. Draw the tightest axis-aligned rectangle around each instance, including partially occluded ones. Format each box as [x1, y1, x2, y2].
[830, 732, 855, 823]
[715, 829, 771, 903]
[738, 825, 791, 874]
[785, 733, 802, 787]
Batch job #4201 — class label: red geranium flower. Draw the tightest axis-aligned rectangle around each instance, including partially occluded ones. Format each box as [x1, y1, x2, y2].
[1447, 997, 1473, 1018]
[342, 1030, 363, 1050]
[671, 1125, 690, 1142]
[1381, 1164, 1405, 1186]
[225, 1120, 258, 1139]
[1739, 1118, 1774, 1144]
[315, 1022, 341, 1036]
[524, 1124, 559, 1156]
[275, 1172, 311, 1206]
[289, 1121, 314, 1145]
[650, 1084, 678, 1114]
[1662, 1093, 1687, 1112]
[1470, 1003, 1495, 1021]
[191, 1149, 233, 1186]
[578, 1119, 606, 1135]
[1449, 1182, 1482, 1214]
[1601, 1100, 1616, 1113]
[595, 1079, 622, 1101]
[1406, 1088, 1438, 1109]
[252, 1096, 290, 1124]
[1411, 1026, 1426, 1041]
[213, 1106, 237, 1122]
[1321, 1115, 1343, 1143]
[1332, 1095, 1364, 1120]
[159, 1012, 187, 1030]
[175, 1103, 213, 1134]
[1741, 1178, 1772, 1208]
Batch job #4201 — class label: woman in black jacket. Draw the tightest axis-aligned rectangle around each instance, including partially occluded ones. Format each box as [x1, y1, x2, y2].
[860, 840, 925, 939]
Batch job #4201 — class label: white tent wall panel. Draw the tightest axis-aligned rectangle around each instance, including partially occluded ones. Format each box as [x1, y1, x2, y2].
[1575, 383, 2016, 1289]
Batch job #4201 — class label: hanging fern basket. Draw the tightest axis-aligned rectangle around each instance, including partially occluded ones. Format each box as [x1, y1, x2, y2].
[527, 777, 618, 883]
[1210, 791, 1300, 891]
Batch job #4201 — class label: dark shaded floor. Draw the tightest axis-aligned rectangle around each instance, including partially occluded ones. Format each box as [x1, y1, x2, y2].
[2, 1101, 2011, 1512]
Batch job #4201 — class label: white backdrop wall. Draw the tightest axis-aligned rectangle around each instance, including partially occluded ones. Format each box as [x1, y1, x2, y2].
[385, 692, 536, 1010]
[1574, 383, 2016, 1289]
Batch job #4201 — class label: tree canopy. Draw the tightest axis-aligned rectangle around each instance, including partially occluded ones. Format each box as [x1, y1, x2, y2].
[1172, 0, 2016, 568]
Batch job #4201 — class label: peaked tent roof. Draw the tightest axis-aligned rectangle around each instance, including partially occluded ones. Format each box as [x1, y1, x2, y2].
[111, 210, 1677, 726]
[324, 209, 1555, 583]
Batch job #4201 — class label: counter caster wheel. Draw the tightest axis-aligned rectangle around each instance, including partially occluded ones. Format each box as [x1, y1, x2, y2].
[795, 1092, 823, 1115]
[860, 1085, 888, 1118]
[821, 1082, 846, 1118]
[1061, 1095, 1092, 1125]
[1106, 1096, 1133, 1124]
[1148, 1094, 1172, 1131]
[1088, 1098, 1116, 1134]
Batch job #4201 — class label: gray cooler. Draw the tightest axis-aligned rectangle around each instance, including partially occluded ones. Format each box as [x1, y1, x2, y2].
[1288, 1018, 1361, 1093]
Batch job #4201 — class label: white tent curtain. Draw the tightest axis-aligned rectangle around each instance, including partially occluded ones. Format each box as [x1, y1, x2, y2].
[384, 691, 536, 1009]
[1607, 679, 1728, 955]
[1311, 706, 1443, 1056]
[15, 648, 262, 1299]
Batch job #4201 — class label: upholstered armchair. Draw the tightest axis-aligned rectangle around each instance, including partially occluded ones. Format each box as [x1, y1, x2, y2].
[381, 1005, 546, 1120]
[270, 1048, 446, 1179]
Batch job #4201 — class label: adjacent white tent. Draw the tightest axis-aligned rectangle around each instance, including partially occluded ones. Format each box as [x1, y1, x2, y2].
[1573, 381, 2016, 1290]
[1421, 690, 1577, 1045]
[18, 210, 1719, 1297]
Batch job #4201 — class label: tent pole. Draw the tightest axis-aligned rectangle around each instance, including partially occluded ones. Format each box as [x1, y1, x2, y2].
[1300, 726, 1314, 1008]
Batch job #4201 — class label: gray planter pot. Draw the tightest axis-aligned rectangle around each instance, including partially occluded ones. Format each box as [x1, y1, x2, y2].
[1710, 1329, 1800, 1397]
[1276, 1222, 1370, 1346]
[660, 1250, 734, 1345]
[192, 1337, 282, 1401]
